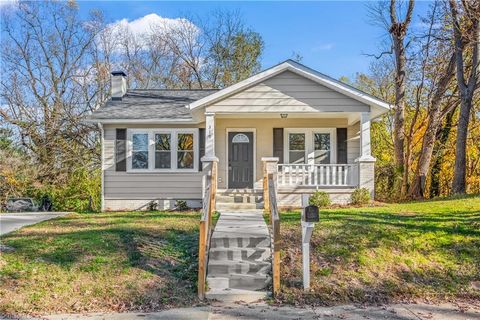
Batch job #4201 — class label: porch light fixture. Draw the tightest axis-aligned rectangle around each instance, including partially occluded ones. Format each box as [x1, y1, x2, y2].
[280, 113, 288, 119]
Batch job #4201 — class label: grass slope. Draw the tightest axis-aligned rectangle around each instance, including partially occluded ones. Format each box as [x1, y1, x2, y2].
[0, 211, 200, 316]
[278, 196, 480, 305]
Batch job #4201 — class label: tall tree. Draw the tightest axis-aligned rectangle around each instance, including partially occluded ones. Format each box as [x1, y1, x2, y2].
[449, 0, 480, 194]
[409, 2, 457, 198]
[389, 0, 415, 196]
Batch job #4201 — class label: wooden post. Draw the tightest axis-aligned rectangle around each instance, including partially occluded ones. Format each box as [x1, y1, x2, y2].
[268, 174, 281, 296]
[208, 161, 217, 227]
[197, 220, 206, 299]
[273, 218, 280, 296]
[262, 157, 279, 216]
[263, 164, 270, 214]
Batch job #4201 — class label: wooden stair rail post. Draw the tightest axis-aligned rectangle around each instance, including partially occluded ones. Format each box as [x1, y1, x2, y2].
[268, 173, 281, 296]
[198, 156, 219, 300]
[262, 157, 279, 222]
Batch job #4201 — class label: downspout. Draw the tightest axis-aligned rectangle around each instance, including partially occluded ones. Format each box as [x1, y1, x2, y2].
[98, 123, 105, 212]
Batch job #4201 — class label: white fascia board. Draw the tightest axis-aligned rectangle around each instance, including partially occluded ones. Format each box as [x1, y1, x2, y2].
[187, 60, 392, 114]
[84, 118, 201, 125]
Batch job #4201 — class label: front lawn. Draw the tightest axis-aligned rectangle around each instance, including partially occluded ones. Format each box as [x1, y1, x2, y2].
[278, 196, 480, 305]
[0, 211, 200, 317]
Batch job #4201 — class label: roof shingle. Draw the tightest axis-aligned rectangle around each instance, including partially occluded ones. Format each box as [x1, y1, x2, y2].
[87, 89, 218, 121]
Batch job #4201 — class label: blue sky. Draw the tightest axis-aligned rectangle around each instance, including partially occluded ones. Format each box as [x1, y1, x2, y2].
[77, 1, 431, 80]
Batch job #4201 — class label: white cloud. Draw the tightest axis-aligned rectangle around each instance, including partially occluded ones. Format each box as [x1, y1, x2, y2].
[0, 0, 18, 10]
[106, 13, 198, 46]
[311, 43, 334, 52]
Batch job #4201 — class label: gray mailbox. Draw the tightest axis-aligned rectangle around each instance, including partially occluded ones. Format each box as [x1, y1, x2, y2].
[303, 205, 319, 223]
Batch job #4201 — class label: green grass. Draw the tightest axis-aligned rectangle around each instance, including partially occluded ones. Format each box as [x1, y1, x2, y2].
[0, 211, 201, 316]
[278, 196, 480, 305]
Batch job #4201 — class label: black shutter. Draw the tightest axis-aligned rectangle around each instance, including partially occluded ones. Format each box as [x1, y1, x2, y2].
[199, 128, 205, 171]
[336, 128, 347, 164]
[115, 128, 127, 171]
[273, 128, 284, 163]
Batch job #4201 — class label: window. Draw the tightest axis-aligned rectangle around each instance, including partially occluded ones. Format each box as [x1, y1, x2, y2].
[314, 133, 331, 164]
[128, 129, 198, 172]
[289, 133, 306, 164]
[132, 133, 149, 169]
[284, 128, 336, 164]
[155, 133, 171, 169]
[177, 133, 194, 169]
[232, 133, 250, 143]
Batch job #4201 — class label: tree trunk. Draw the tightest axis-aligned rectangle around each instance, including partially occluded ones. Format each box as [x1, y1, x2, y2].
[452, 98, 472, 193]
[429, 110, 455, 197]
[449, 0, 479, 194]
[409, 56, 455, 198]
[389, 0, 414, 197]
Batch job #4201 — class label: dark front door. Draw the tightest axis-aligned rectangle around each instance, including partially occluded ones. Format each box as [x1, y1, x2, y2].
[228, 132, 254, 189]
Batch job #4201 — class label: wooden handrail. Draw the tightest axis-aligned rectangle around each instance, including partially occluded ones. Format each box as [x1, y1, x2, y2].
[198, 161, 217, 300]
[267, 173, 280, 296]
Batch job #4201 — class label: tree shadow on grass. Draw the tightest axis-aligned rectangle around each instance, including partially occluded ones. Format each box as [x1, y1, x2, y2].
[278, 209, 480, 305]
[0, 213, 201, 312]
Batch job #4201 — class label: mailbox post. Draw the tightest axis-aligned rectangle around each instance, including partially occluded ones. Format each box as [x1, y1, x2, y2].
[301, 194, 319, 290]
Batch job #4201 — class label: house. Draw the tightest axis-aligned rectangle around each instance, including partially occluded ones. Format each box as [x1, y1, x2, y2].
[87, 60, 390, 211]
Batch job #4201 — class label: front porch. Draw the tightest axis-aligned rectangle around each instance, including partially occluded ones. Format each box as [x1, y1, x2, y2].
[203, 111, 376, 207]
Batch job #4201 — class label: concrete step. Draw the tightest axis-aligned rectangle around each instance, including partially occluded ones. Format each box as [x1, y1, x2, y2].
[209, 247, 272, 262]
[210, 235, 270, 249]
[216, 189, 263, 195]
[216, 194, 263, 204]
[216, 203, 263, 211]
[205, 288, 269, 303]
[207, 273, 271, 291]
[208, 260, 271, 275]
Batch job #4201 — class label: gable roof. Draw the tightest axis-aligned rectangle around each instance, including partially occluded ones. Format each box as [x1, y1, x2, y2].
[186, 60, 391, 117]
[86, 89, 218, 123]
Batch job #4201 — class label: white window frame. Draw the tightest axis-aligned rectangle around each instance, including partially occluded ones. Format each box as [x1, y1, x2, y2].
[284, 128, 336, 164]
[127, 128, 199, 173]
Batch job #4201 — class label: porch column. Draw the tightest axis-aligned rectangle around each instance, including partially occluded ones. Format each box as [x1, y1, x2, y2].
[356, 112, 376, 198]
[205, 112, 215, 157]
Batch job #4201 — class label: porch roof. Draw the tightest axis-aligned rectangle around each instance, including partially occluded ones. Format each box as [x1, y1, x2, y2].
[187, 60, 391, 119]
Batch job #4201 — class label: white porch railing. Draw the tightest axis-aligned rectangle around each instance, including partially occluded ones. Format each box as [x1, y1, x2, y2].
[277, 163, 358, 187]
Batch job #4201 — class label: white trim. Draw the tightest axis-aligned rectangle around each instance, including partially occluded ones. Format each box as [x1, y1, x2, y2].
[85, 118, 200, 124]
[126, 128, 199, 173]
[99, 123, 105, 212]
[187, 60, 392, 112]
[284, 128, 337, 165]
[225, 128, 257, 189]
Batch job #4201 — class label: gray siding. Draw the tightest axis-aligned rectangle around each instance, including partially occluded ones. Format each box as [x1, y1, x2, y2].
[103, 126, 203, 206]
[347, 121, 360, 163]
[206, 71, 369, 113]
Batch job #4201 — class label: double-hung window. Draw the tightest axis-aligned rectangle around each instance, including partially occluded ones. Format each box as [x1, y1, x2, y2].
[127, 129, 198, 172]
[288, 133, 306, 164]
[155, 133, 171, 169]
[177, 133, 194, 169]
[314, 133, 331, 164]
[131, 133, 149, 169]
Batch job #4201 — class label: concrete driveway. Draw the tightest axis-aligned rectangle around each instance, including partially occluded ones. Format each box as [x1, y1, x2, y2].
[0, 212, 69, 236]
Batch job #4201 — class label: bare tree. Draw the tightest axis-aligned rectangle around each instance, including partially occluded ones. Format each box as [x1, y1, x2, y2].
[0, 1, 102, 182]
